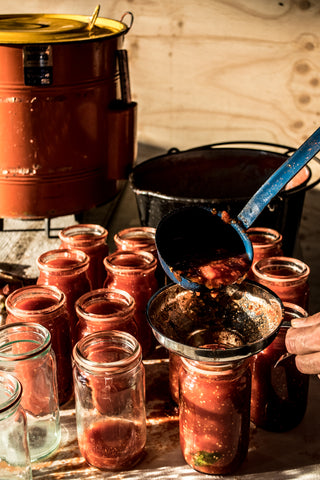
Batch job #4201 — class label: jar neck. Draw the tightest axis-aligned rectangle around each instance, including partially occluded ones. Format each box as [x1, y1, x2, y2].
[248, 227, 282, 250]
[59, 224, 108, 248]
[252, 256, 310, 286]
[181, 355, 249, 376]
[0, 322, 52, 363]
[75, 288, 135, 323]
[6, 285, 66, 320]
[73, 330, 142, 376]
[0, 370, 22, 420]
[114, 227, 156, 253]
[104, 250, 157, 276]
[37, 248, 90, 276]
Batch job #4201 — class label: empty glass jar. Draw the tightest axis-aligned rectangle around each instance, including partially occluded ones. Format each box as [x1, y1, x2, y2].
[73, 330, 146, 471]
[0, 370, 32, 479]
[0, 322, 61, 462]
[59, 223, 109, 289]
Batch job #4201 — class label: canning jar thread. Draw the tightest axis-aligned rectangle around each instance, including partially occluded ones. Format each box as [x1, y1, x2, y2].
[75, 288, 135, 323]
[37, 248, 90, 275]
[59, 224, 108, 248]
[104, 250, 157, 275]
[6, 285, 66, 321]
[252, 256, 310, 286]
[73, 329, 142, 375]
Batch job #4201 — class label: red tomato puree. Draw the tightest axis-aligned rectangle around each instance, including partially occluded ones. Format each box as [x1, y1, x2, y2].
[79, 417, 145, 470]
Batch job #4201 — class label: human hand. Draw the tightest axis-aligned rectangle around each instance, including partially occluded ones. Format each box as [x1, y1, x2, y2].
[285, 312, 320, 378]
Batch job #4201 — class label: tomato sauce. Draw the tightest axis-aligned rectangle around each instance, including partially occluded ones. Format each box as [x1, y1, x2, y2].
[103, 251, 158, 357]
[175, 252, 251, 290]
[78, 418, 145, 470]
[179, 353, 251, 475]
[59, 225, 109, 290]
[37, 249, 92, 343]
[6, 286, 73, 405]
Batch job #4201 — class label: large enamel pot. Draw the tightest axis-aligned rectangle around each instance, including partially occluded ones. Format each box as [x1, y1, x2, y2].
[130, 141, 320, 255]
[0, 12, 136, 218]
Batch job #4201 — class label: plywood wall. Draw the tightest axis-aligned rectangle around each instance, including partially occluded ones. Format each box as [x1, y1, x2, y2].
[0, 0, 319, 150]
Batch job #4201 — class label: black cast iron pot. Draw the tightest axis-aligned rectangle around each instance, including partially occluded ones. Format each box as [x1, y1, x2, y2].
[130, 141, 320, 256]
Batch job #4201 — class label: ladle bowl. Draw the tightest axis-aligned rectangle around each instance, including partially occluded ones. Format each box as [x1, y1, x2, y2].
[156, 126, 320, 291]
[147, 280, 283, 362]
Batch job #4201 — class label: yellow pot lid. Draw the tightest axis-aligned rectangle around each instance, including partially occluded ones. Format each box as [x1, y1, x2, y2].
[0, 13, 129, 44]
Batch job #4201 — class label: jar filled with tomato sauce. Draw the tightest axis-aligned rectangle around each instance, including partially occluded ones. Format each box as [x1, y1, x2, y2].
[0, 322, 61, 462]
[75, 288, 138, 342]
[37, 248, 92, 343]
[169, 351, 181, 404]
[250, 302, 309, 432]
[247, 227, 283, 264]
[252, 256, 310, 310]
[114, 226, 165, 286]
[103, 250, 158, 357]
[5, 285, 73, 405]
[114, 226, 156, 255]
[73, 330, 146, 471]
[59, 224, 109, 290]
[179, 353, 251, 475]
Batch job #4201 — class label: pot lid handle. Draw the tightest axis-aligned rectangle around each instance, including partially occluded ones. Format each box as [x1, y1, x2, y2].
[88, 4, 100, 32]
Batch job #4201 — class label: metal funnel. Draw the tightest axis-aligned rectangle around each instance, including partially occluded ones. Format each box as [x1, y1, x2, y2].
[147, 280, 283, 362]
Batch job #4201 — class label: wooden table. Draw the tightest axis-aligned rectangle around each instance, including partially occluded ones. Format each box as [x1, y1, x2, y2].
[31, 356, 320, 479]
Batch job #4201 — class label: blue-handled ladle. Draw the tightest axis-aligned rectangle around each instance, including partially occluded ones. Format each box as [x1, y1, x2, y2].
[155, 126, 320, 291]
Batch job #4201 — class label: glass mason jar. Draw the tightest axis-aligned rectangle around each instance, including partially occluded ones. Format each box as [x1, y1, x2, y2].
[247, 227, 283, 265]
[73, 330, 146, 471]
[250, 302, 309, 432]
[103, 250, 158, 358]
[179, 355, 251, 475]
[0, 322, 61, 462]
[114, 226, 157, 255]
[75, 288, 138, 342]
[169, 351, 181, 404]
[5, 285, 73, 405]
[37, 248, 92, 343]
[113, 226, 166, 287]
[0, 371, 32, 480]
[252, 256, 310, 310]
[59, 223, 109, 290]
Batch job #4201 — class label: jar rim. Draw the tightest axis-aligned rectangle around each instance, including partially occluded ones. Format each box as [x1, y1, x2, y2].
[5, 284, 66, 317]
[247, 227, 282, 247]
[114, 226, 156, 246]
[180, 354, 249, 373]
[59, 223, 108, 246]
[37, 248, 90, 273]
[0, 370, 22, 414]
[73, 330, 141, 374]
[0, 322, 51, 361]
[103, 250, 157, 273]
[252, 256, 310, 283]
[75, 288, 135, 321]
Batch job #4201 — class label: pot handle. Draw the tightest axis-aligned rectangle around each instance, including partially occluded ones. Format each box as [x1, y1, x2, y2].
[120, 12, 134, 32]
